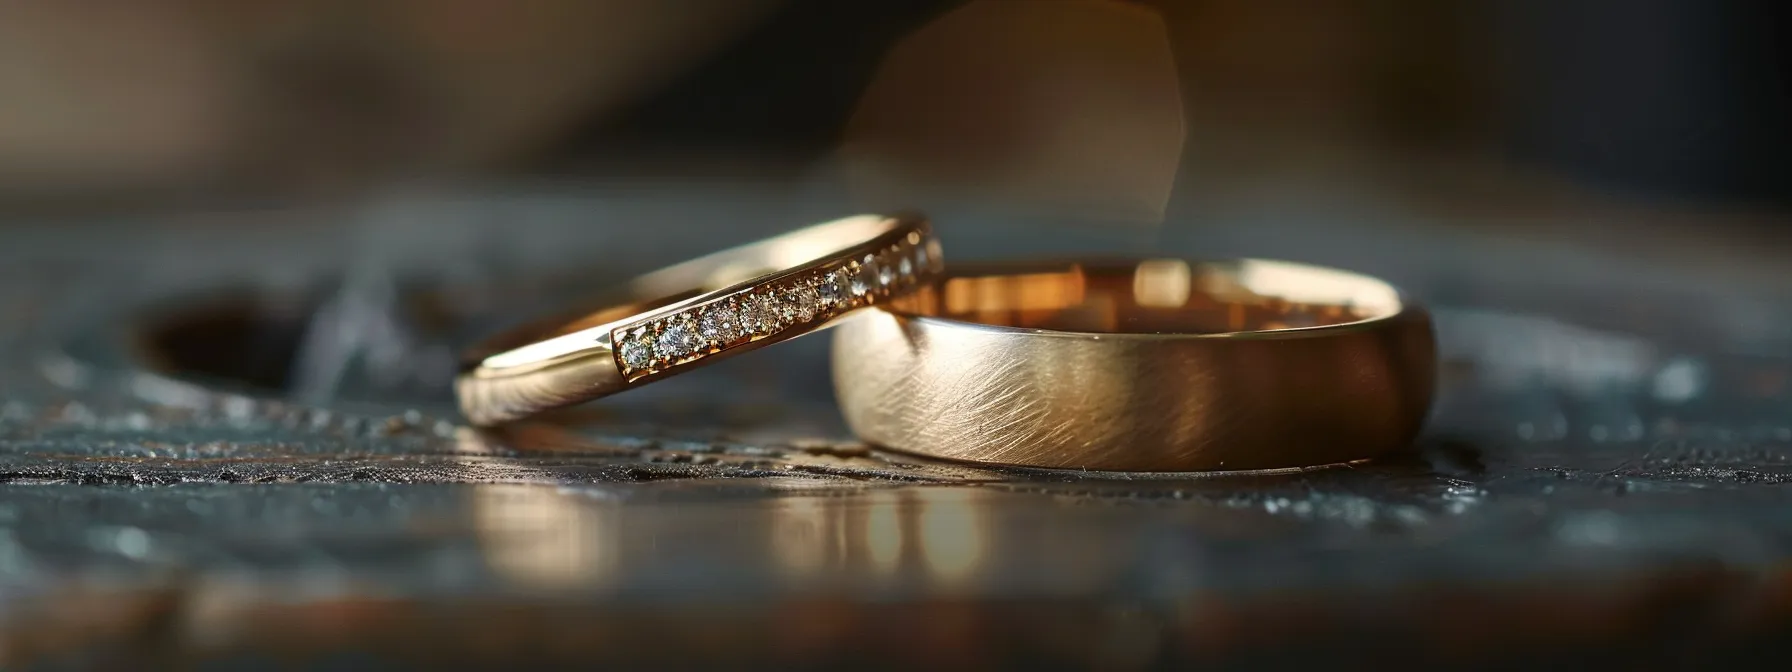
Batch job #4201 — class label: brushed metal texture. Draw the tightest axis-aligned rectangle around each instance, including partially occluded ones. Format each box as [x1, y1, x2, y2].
[833, 260, 1436, 471]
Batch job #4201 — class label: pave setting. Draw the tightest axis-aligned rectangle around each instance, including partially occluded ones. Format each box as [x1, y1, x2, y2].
[817, 271, 848, 307]
[698, 304, 739, 343]
[780, 284, 820, 323]
[617, 331, 656, 370]
[612, 232, 941, 378]
[657, 319, 700, 360]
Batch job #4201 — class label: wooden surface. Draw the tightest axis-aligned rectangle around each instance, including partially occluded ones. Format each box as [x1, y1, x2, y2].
[3, 181, 1792, 669]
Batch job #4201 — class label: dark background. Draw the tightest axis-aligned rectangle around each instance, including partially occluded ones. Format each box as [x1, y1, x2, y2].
[3, 0, 1788, 214]
[3, 1, 1792, 669]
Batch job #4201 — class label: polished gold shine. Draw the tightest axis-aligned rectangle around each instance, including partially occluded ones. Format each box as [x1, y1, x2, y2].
[458, 213, 938, 426]
[830, 259, 1436, 472]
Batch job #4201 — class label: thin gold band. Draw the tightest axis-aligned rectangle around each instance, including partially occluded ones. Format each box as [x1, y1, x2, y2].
[829, 258, 1436, 472]
[458, 213, 941, 425]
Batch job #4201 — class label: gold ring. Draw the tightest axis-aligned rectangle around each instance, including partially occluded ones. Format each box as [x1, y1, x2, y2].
[458, 213, 941, 425]
[830, 258, 1435, 471]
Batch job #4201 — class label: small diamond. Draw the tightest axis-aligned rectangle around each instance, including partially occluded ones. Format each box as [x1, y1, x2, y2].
[898, 256, 914, 279]
[924, 239, 942, 270]
[699, 304, 739, 343]
[914, 244, 930, 272]
[851, 258, 875, 296]
[877, 257, 896, 287]
[658, 320, 700, 360]
[744, 295, 781, 334]
[780, 285, 818, 322]
[618, 332, 655, 370]
[816, 272, 848, 307]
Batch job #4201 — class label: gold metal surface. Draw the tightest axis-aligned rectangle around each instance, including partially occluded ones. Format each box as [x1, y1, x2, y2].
[830, 259, 1436, 472]
[457, 213, 939, 425]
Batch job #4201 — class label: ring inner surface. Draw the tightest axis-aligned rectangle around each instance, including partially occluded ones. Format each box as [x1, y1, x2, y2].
[892, 259, 1402, 335]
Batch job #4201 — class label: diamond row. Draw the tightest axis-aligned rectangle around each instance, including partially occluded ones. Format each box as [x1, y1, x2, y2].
[613, 233, 944, 377]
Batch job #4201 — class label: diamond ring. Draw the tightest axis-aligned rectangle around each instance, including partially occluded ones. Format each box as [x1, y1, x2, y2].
[458, 213, 940, 426]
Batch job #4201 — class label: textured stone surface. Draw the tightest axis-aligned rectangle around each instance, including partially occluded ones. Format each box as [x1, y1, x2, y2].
[3, 185, 1792, 668]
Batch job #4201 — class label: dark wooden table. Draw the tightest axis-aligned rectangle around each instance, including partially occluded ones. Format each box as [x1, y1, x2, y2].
[3, 179, 1791, 669]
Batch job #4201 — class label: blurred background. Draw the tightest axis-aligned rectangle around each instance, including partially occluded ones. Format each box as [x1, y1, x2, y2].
[3, 0, 1787, 220]
[7, 0, 1791, 416]
[6, 3, 1792, 667]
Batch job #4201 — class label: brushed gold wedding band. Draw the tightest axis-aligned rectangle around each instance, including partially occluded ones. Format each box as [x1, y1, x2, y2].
[458, 213, 941, 425]
[830, 258, 1436, 471]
